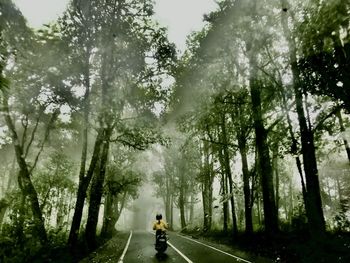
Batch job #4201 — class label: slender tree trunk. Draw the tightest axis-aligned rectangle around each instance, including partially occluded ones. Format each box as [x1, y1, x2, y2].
[101, 191, 127, 238]
[336, 177, 342, 202]
[0, 157, 16, 228]
[281, 0, 326, 238]
[0, 199, 9, 229]
[278, 76, 307, 200]
[85, 128, 111, 249]
[272, 145, 280, 217]
[179, 167, 187, 230]
[220, 115, 238, 236]
[190, 194, 195, 223]
[165, 194, 171, 225]
[288, 178, 294, 223]
[247, 59, 278, 233]
[216, 134, 228, 233]
[2, 96, 48, 245]
[238, 136, 253, 234]
[165, 172, 171, 224]
[336, 109, 350, 162]
[170, 194, 174, 230]
[256, 194, 261, 226]
[67, 46, 93, 248]
[101, 190, 113, 238]
[201, 140, 212, 232]
[68, 128, 104, 247]
[222, 172, 228, 233]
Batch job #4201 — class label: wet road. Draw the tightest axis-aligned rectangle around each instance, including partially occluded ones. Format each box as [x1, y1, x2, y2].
[120, 231, 270, 263]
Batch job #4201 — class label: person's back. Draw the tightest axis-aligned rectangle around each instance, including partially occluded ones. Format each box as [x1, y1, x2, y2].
[152, 214, 168, 234]
[153, 219, 167, 231]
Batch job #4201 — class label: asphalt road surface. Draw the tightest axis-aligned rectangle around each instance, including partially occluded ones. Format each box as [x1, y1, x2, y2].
[119, 231, 272, 263]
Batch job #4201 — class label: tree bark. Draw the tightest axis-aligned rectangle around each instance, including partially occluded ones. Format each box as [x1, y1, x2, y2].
[2, 96, 48, 245]
[68, 128, 104, 248]
[247, 58, 278, 233]
[67, 39, 93, 249]
[336, 109, 350, 162]
[179, 170, 187, 230]
[272, 145, 280, 217]
[220, 114, 238, 236]
[238, 134, 253, 234]
[101, 191, 127, 238]
[85, 127, 111, 249]
[281, 0, 326, 238]
[201, 140, 213, 232]
[217, 144, 228, 233]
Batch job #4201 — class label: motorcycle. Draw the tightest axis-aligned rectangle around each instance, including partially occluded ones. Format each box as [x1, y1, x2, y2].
[155, 230, 168, 253]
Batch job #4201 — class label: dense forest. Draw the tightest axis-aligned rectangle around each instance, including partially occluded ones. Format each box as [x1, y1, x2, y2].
[0, 0, 350, 262]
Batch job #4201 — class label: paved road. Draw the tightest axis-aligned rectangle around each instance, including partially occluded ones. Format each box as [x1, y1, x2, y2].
[120, 231, 271, 263]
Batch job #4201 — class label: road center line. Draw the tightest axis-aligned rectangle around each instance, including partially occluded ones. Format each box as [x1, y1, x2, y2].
[148, 231, 193, 263]
[176, 234, 252, 263]
[118, 230, 133, 263]
[167, 241, 194, 263]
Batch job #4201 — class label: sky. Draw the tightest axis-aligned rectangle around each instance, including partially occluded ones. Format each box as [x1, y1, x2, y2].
[13, 0, 218, 53]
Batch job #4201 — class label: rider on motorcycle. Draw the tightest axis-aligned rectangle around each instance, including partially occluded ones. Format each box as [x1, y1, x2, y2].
[152, 213, 168, 234]
[153, 213, 168, 253]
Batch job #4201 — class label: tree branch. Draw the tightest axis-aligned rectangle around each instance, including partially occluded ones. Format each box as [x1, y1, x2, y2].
[21, 113, 29, 149]
[313, 105, 342, 133]
[24, 110, 43, 158]
[29, 110, 59, 174]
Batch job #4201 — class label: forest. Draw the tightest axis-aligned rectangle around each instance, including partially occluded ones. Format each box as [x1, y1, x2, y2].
[0, 0, 350, 262]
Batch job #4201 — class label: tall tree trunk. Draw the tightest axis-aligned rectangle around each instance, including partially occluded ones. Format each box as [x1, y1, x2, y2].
[278, 80, 307, 202]
[238, 135, 253, 234]
[67, 44, 94, 248]
[272, 145, 280, 217]
[2, 96, 47, 245]
[68, 128, 104, 248]
[247, 57, 278, 233]
[220, 114, 238, 236]
[101, 191, 127, 238]
[0, 157, 16, 228]
[170, 194, 174, 230]
[336, 177, 342, 202]
[218, 146, 229, 233]
[281, 0, 326, 238]
[179, 165, 187, 230]
[101, 190, 113, 238]
[165, 194, 171, 225]
[189, 194, 195, 223]
[201, 140, 213, 232]
[222, 173, 228, 233]
[85, 128, 111, 249]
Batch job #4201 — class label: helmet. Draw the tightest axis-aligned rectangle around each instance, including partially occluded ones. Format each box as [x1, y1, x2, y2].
[156, 213, 162, 220]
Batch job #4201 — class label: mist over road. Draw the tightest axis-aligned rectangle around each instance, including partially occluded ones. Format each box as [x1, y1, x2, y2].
[120, 231, 271, 263]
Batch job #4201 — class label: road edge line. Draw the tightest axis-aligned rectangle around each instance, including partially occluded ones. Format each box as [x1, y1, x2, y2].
[117, 230, 133, 263]
[177, 234, 252, 263]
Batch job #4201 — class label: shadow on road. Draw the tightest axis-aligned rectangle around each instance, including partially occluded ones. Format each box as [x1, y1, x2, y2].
[154, 252, 169, 262]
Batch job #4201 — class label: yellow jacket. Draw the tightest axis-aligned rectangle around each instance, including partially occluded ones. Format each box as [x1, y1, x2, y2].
[153, 219, 168, 231]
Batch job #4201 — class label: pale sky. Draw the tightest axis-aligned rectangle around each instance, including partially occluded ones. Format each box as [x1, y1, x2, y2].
[13, 0, 218, 52]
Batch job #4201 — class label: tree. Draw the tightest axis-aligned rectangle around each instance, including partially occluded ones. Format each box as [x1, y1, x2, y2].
[281, 0, 326, 238]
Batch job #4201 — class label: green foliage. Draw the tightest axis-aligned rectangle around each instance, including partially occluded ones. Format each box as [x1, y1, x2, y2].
[333, 199, 350, 232]
[298, 0, 350, 111]
[106, 165, 142, 199]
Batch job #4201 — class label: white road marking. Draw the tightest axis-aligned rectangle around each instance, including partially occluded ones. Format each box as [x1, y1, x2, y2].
[167, 241, 194, 263]
[148, 231, 194, 263]
[118, 230, 133, 263]
[177, 234, 253, 263]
